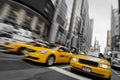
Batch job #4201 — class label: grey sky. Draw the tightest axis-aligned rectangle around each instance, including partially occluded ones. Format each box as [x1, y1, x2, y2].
[89, 0, 118, 52]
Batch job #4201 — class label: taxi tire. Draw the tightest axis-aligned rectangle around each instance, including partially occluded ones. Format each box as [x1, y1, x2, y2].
[46, 55, 55, 66]
[18, 47, 25, 55]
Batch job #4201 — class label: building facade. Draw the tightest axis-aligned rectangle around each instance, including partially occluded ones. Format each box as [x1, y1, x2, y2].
[94, 38, 101, 52]
[111, 7, 119, 51]
[80, 0, 90, 50]
[86, 19, 94, 49]
[104, 30, 111, 55]
[49, 0, 67, 45]
[0, 0, 55, 41]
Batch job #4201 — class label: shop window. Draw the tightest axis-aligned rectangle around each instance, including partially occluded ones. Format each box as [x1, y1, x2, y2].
[22, 12, 32, 31]
[4, 6, 18, 26]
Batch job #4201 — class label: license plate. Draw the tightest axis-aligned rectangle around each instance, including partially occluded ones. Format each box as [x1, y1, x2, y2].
[82, 66, 91, 72]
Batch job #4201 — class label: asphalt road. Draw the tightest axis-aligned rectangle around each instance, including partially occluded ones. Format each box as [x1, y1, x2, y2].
[0, 50, 120, 80]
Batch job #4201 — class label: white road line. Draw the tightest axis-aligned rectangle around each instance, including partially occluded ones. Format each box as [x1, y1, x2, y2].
[112, 69, 120, 78]
[61, 65, 70, 69]
[118, 75, 120, 77]
[0, 50, 8, 52]
[112, 69, 119, 75]
[49, 66, 92, 80]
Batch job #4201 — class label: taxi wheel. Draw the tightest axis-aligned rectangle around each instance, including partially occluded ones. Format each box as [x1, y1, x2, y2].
[18, 48, 25, 55]
[46, 56, 55, 66]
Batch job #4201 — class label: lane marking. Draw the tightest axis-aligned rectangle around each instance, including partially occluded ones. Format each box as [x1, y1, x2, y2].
[112, 69, 120, 78]
[61, 65, 70, 69]
[49, 66, 92, 80]
[112, 69, 119, 75]
[118, 75, 120, 77]
[0, 50, 8, 52]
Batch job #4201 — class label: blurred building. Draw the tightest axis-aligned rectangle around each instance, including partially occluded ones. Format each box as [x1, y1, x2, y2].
[0, 0, 55, 41]
[118, 0, 120, 51]
[49, 0, 68, 45]
[66, 0, 83, 49]
[66, 0, 91, 51]
[80, 0, 90, 50]
[86, 19, 94, 49]
[94, 38, 101, 52]
[104, 30, 111, 54]
[107, 30, 111, 47]
[111, 7, 119, 51]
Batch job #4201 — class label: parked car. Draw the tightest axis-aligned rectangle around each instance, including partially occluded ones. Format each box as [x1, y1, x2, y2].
[111, 51, 120, 68]
[23, 46, 73, 66]
[3, 41, 48, 54]
[70, 51, 111, 80]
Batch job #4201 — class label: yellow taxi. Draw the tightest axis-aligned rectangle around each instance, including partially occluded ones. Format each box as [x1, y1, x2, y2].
[70, 52, 111, 80]
[3, 41, 48, 54]
[23, 46, 73, 66]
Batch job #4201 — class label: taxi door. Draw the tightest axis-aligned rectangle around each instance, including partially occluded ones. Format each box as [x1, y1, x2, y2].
[57, 47, 71, 63]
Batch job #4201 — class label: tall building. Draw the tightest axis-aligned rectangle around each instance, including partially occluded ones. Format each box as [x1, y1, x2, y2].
[94, 38, 101, 52]
[66, 0, 90, 51]
[107, 30, 111, 47]
[118, 0, 120, 51]
[111, 7, 119, 51]
[104, 30, 111, 55]
[80, 0, 90, 50]
[68, 0, 83, 49]
[49, 0, 68, 45]
[0, 0, 55, 41]
[86, 19, 94, 49]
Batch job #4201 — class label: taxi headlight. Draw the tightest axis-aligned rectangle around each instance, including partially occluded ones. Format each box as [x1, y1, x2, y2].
[72, 58, 79, 62]
[100, 64, 110, 69]
[39, 50, 48, 54]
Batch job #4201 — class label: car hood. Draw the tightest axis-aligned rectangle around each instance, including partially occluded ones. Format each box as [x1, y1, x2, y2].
[73, 55, 110, 65]
[26, 46, 53, 52]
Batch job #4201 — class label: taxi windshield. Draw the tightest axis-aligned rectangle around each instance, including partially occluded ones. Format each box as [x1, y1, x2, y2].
[86, 52, 104, 59]
[26, 42, 48, 47]
[87, 52, 99, 57]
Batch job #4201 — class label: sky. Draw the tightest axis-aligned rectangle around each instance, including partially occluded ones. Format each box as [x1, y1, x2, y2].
[89, 0, 118, 52]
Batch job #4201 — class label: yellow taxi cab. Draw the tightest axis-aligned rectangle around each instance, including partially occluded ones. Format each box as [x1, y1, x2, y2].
[23, 46, 73, 66]
[3, 41, 47, 54]
[70, 52, 111, 80]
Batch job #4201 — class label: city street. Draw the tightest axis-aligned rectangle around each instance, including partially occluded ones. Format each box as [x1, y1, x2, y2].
[0, 50, 120, 80]
[0, 0, 119, 80]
